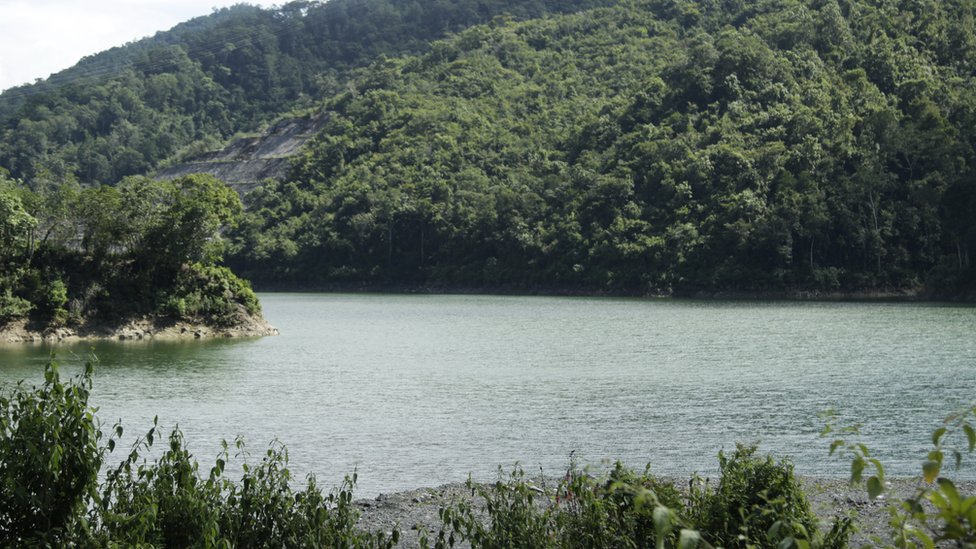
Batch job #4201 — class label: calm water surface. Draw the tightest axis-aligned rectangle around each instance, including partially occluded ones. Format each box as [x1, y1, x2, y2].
[1, 294, 975, 495]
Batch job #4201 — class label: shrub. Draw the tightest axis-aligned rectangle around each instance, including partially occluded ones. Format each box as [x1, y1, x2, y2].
[428, 463, 700, 549]
[161, 263, 262, 325]
[430, 467, 553, 549]
[0, 362, 103, 546]
[825, 406, 976, 548]
[687, 444, 827, 549]
[553, 462, 689, 549]
[44, 279, 70, 326]
[429, 450, 851, 549]
[96, 427, 398, 548]
[96, 421, 224, 547]
[0, 361, 398, 547]
[0, 289, 31, 323]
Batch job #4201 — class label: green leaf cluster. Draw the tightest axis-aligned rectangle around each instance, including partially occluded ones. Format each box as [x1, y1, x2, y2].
[824, 405, 976, 548]
[0, 362, 101, 546]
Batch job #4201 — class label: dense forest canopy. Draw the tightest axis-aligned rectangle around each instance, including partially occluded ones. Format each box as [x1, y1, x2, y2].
[0, 0, 610, 186]
[229, 0, 976, 295]
[1, 0, 975, 298]
[0, 171, 258, 328]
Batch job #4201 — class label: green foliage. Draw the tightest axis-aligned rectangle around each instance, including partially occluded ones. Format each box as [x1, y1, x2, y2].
[4, 0, 976, 296]
[97, 422, 225, 546]
[164, 263, 261, 326]
[97, 429, 396, 547]
[432, 468, 552, 548]
[687, 444, 838, 549]
[0, 185, 35, 261]
[224, 0, 976, 296]
[825, 406, 976, 548]
[125, 174, 243, 283]
[427, 452, 849, 549]
[0, 362, 398, 547]
[39, 278, 69, 326]
[0, 290, 32, 323]
[0, 174, 254, 331]
[0, 362, 103, 546]
[0, 178, 37, 315]
[551, 462, 689, 549]
[0, 0, 611, 185]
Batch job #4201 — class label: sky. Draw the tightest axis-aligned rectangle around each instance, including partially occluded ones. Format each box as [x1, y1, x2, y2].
[0, 1, 276, 92]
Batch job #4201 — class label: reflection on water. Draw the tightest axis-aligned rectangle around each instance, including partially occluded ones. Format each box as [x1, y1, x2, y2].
[2, 294, 975, 496]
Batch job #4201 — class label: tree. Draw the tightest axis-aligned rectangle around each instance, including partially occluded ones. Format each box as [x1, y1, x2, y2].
[124, 174, 242, 290]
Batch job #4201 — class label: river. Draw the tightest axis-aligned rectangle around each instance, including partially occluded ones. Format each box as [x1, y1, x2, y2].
[1, 293, 975, 495]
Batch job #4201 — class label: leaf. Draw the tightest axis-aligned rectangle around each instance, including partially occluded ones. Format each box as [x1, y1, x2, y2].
[922, 460, 941, 483]
[937, 478, 961, 510]
[904, 525, 935, 549]
[829, 440, 843, 456]
[49, 444, 62, 473]
[851, 457, 865, 483]
[678, 529, 700, 549]
[653, 506, 672, 549]
[932, 426, 948, 447]
[963, 424, 975, 452]
[868, 458, 885, 481]
[867, 476, 884, 499]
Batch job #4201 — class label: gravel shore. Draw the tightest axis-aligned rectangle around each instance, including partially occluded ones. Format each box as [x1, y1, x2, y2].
[356, 477, 976, 548]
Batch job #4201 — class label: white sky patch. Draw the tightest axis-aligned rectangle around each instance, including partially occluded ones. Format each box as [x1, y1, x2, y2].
[0, 1, 275, 92]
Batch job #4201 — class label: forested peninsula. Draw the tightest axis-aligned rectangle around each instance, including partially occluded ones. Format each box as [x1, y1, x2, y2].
[0, 172, 274, 342]
[2, 0, 976, 315]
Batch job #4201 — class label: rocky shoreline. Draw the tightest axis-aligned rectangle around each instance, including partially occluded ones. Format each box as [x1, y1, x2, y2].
[0, 314, 278, 343]
[354, 477, 976, 548]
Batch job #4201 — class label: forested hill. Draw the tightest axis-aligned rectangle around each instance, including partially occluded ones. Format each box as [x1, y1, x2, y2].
[227, 0, 976, 296]
[0, 0, 610, 186]
[3, 0, 976, 297]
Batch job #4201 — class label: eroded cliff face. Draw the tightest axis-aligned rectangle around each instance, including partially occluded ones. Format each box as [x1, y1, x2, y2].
[156, 112, 328, 195]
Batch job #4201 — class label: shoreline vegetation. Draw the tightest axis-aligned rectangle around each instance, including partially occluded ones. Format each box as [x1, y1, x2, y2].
[354, 476, 976, 549]
[253, 285, 930, 301]
[1, 362, 973, 547]
[1, 173, 278, 343]
[248, 282, 972, 303]
[6, 1, 975, 301]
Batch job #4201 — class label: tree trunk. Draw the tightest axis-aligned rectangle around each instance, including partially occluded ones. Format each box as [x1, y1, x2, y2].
[809, 236, 815, 270]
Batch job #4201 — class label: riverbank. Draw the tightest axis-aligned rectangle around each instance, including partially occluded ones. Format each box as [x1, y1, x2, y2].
[356, 477, 975, 548]
[250, 282, 974, 302]
[0, 313, 278, 343]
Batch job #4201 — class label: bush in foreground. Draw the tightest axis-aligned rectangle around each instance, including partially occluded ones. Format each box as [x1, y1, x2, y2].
[424, 451, 850, 549]
[0, 362, 397, 548]
[1, 361, 973, 547]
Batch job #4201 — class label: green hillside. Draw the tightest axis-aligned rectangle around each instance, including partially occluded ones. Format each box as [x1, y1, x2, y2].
[2, 0, 976, 300]
[228, 0, 976, 296]
[0, 0, 609, 185]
